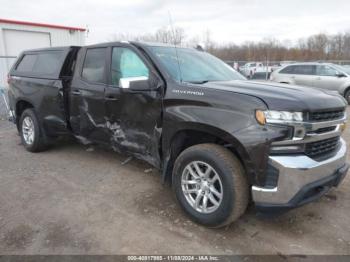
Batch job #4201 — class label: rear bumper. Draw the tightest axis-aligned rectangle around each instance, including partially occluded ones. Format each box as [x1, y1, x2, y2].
[252, 138, 348, 213]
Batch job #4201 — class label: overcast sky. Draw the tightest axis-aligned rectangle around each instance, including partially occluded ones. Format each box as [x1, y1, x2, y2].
[1, 0, 350, 45]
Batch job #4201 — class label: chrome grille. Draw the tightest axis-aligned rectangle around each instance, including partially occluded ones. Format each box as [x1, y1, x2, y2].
[313, 126, 336, 134]
[305, 136, 340, 159]
[309, 110, 344, 122]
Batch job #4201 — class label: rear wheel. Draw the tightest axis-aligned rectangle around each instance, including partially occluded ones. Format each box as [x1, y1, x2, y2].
[19, 108, 47, 152]
[172, 143, 249, 227]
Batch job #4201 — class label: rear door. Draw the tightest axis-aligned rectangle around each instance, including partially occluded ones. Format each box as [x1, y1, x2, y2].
[9, 48, 72, 135]
[291, 65, 316, 87]
[69, 47, 109, 143]
[314, 65, 345, 91]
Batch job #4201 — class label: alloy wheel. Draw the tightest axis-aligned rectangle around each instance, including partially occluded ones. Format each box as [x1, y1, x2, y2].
[181, 161, 223, 214]
[22, 116, 35, 145]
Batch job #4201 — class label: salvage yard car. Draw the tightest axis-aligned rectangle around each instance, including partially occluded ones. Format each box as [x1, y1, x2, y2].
[270, 62, 350, 104]
[7, 42, 349, 227]
[239, 61, 276, 79]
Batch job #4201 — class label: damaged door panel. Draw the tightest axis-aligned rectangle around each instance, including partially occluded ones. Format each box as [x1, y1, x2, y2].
[69, 47, 110, 144]
[104, 45, 163, 167]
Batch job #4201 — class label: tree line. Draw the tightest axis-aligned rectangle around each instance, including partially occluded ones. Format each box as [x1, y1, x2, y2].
[111, 27, 350, 62]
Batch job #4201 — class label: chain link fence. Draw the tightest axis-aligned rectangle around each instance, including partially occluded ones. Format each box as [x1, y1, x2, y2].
[0, 56, 16, 120]
[0, 88, 9, 120]
[0, 55, 16, 86]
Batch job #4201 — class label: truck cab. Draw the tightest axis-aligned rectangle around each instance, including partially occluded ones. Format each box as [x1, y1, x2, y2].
[7, 42, 349, 227]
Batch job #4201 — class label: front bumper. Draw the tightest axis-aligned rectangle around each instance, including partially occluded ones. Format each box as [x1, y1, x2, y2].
[252, 138, 348, 213]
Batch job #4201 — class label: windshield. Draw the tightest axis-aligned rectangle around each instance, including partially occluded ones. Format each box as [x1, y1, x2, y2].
[147, 46, 245, 83]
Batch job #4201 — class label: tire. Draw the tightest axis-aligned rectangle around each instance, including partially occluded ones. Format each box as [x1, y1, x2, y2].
[19, 108, 47, 152]
[172, 143, 249, 228]
[344, 89, 350, 105]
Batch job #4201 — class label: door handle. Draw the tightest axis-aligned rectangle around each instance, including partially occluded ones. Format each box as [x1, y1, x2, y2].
[105, 95, 118, 101]
[72, 89, 81, 96]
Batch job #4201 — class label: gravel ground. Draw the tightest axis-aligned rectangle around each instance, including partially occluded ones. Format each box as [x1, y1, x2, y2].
[0, 109, 349, 255]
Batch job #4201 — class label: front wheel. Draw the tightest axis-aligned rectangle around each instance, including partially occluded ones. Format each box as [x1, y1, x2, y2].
[172, 144, 249, 228]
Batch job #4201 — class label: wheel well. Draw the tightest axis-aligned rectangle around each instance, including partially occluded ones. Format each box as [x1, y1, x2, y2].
[163, 130, 245, 184]
[343, 86, 350, 97]
[15, 100, 33, 126]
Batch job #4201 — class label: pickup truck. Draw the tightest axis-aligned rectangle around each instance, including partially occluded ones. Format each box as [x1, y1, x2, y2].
[7, 42, 349, 227]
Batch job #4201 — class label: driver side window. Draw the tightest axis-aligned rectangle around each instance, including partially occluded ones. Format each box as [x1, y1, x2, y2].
[316, 65, 338, 77]
[111, 47, 149, 86]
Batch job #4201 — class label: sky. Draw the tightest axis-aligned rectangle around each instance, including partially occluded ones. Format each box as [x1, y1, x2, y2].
[1, 0, 350, 45]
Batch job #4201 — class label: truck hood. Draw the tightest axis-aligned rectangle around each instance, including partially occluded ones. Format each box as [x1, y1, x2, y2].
[204, 80, 347, 111]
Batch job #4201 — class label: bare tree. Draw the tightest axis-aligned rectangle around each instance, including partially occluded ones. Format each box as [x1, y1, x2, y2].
[109, 28, 350, 62]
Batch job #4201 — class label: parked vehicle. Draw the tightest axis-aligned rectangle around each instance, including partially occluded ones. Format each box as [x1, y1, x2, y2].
[270, 62, 350, 104]
[279, 61, 296, 67]
[341, 64, 350, 72]
[240, 62, 277, 79]
[7, 42, 348, 227]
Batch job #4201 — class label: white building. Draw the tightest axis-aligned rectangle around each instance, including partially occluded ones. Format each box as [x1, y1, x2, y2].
[0, 18, 86, 88]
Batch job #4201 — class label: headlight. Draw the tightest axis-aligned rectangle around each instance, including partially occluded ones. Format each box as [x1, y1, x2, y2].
[256, 110, 303, 125]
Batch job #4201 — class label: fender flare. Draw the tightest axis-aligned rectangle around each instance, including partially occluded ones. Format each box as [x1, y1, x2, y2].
[161, 122, 253, 184]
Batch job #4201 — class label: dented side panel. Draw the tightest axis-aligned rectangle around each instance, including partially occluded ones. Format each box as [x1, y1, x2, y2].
[69, 78, 109, 143]
[69, 45, 163, 168]
[104, 88, 163, 167]
[8, 76, 69, 136]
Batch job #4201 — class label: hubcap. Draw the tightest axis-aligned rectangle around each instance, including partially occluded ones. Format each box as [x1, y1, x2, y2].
[22, 116, 35, 145]
[181, 161, 223, 214]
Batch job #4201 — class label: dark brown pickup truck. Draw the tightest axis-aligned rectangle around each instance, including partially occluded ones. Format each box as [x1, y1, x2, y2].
[7, 41, 349, 227]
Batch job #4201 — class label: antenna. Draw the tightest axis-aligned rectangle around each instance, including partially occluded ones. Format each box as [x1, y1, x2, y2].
[168, 11, 183, 83]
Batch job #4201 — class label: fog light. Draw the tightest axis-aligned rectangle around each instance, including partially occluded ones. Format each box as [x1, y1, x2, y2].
[270, 145, 304, 154]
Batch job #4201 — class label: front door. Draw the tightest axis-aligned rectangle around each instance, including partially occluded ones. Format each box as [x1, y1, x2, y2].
[104, 45, 163, 167]
[314, 65, 345, 91]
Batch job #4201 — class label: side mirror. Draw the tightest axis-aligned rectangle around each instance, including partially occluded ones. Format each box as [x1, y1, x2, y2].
[119, 76, 150, 91]
[336, 72, 347, 78]
[119, 72, 161, 91]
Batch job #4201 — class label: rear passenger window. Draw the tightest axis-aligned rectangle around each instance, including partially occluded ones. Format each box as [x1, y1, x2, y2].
[82, 48, 106, 83]
[294, 65, 315, 75]
[33, 52, 63, 74]
[16, 51, 63, 75]
[16, 54, 37, 72]
[280, 65, 295, 74]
